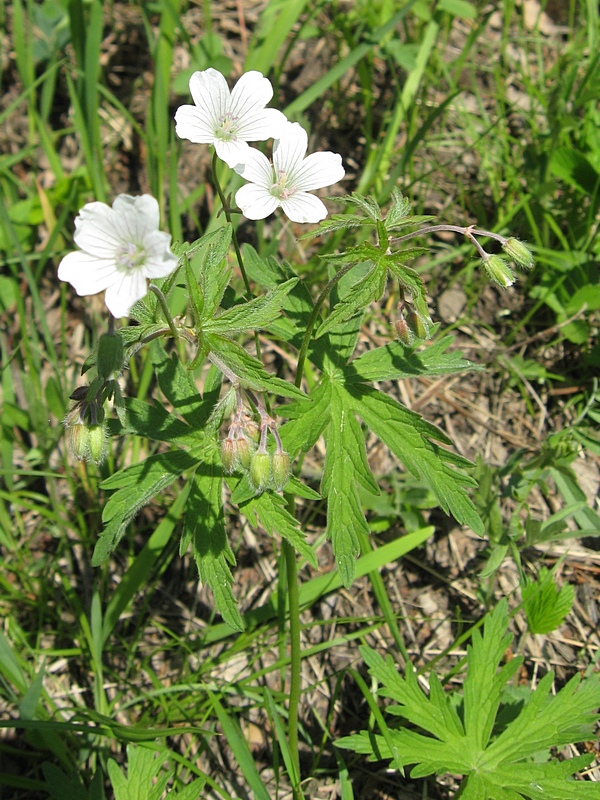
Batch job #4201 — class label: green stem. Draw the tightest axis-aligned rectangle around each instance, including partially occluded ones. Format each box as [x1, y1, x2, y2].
[210, 150, 253, 300]
[148, 284, 179, 341]
[210, 150, 264, 367]
[295, 262, 356, 388]
[283, 537, 302, 796]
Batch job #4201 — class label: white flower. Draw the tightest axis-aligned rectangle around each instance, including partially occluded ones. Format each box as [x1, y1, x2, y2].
[234, 122, 345, 223]
[174, 68, 287, 169]
[58, 194, 178, 318]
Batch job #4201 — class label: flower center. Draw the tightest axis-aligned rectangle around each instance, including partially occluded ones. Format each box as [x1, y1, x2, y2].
[116, 241, 146, 271]
[215, 113, 239, 142]
[270, 170, 296, 201]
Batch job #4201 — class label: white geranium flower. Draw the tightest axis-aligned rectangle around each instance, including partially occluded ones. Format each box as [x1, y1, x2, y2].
[234, 122, 345, 223]
[174, 68, 287, 169]
[58, 194, 178, 318]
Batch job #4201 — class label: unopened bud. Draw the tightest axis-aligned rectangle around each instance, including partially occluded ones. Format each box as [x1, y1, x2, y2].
[87, 423, 108, 464]
[406, 309, 429, 340]
[65, 422, 91, 461]
[502, 238, 534, 270]
[96, 333, 124, 380]
[395, 315, 414, 346]
[249, 451, 271, 494]
[482, 255, 515, 288]
[221, 437, 238, 473]
[272, 451, 291, 491]
[244, 420, 260, 443]
[236, 436, 254, 470]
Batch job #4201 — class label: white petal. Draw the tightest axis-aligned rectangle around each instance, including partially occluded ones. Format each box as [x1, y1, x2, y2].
[236, 107, 288, 143]
[73, 202, 122, 257]
[292, 151, 345, 191]
[234, 148, 273, 186]
[141, 231, 179, 278]
[281, 192, 328, 223]
[189, 69, 229, 129]
[58, 250, 119, 294]
[235, 184, 280, 220]
[104, 271, 148, 318]
[229, 71, 274, 117]
[111, 194, 160, 245]
[214, 139, 252, 169]
[273, 122, 308, 173]
[175, 105, 216, 143]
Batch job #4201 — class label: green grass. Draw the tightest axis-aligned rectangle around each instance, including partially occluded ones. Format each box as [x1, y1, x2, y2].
[1, 1, 599, 798]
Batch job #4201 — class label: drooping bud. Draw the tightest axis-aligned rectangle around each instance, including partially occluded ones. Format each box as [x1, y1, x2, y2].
[96, 333, 124, 380]
[271, 451, 291, 491]
[395, 315, 414, 346]
[501, 238, 534, 270]
[244, 420, 260, 443]
[65, 422, 91, 461]
[406, 309, 429, 340]
[249, 451, 271, 494]
[87, 423, 108, 464]
[221, 437, 238, 474]
[482, 254, 515, 288]
[236, 436, 254, 470]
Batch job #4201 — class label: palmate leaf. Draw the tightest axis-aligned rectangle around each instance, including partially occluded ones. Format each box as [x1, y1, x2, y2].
[322, 382, 379, 586]
[316, 262, 388, 339]
[204, 278, 298, 334]
[337, 599, 600, 798]
[240, 491, 318, 568]
[183, 449, 243, 632]
[206, 334, 304, 399]
[93, 450, 199, 566]
[346, 383, 484, 535]
[346, 336, 482, 382]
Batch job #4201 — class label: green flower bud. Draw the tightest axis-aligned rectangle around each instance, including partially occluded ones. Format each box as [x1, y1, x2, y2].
[406, 309, 430, 340]
[502, 238, 534, 270]
[272, 451, 291, 491]
[236, 436, 254, 470]
[249, 451, 271, 494]
[221, 437, 238, 474]
[96, 333, 124, 380]
[482, 254, 515, 288]
[395, 315, 414, 346]
[87, 423, 108, 464]
[244, 420, 260, 443]
[65, 422, 91, 461]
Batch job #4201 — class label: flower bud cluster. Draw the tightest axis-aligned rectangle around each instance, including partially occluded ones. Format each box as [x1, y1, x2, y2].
[63, 389, 108, 465]
[395, 298, 432, 346]
[220, 405, 290, 494]
[480, 238, 534, 289]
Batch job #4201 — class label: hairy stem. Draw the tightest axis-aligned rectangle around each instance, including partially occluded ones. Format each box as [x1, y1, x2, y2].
[283, 537, 302, 795]
[148, 284, 179, 341]
[210, 150, 264, 365]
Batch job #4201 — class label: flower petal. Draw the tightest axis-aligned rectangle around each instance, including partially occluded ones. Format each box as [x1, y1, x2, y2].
[229, 71, 274, 115]
[292, 151, 345, 191]
[111, 194, 161, 245]
[235, 184, 280, 220]
[73, 202, 123, 257]
[214, 139, 252, 170]
[189, 69, 229, 127]
[273, 122, 308, 174]
[142, 231, 179, 278]
[58, 250, 119, 294]
[104, 270, 149, 318]
[280, 192, 328, 224]
[234, 148, 273, 186]
[174, 104, 216, 144]
[236, 107, 288, 144]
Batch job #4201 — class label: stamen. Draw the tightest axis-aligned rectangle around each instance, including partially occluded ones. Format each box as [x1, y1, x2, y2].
[116, 241, 146, 270]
